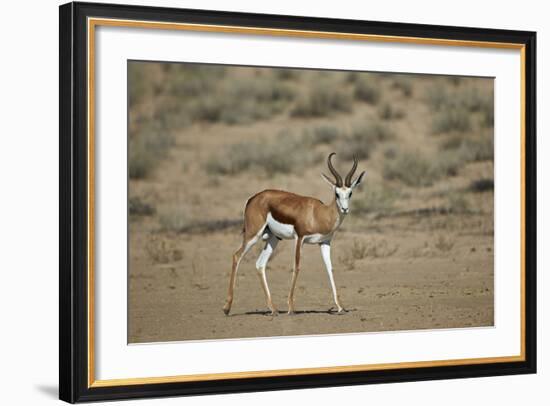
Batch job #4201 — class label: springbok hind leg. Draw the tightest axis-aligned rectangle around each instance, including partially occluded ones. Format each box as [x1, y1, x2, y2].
[255, 233, 279, 316]
[223, 232, 261, 316]
[287, 236, 304, 315]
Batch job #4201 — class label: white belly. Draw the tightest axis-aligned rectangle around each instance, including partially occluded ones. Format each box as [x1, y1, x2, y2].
[303, 233, 329, 244]
[266, 213, 332, 244]
[266, 213, 296, 240]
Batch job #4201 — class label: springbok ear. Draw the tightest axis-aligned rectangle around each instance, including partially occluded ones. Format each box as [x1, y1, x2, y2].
[351, 171, 366, 189]
[321, 173, 336, 187]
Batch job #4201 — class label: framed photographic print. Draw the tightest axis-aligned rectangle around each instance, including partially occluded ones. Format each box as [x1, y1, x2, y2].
[59, 1, 537, 403]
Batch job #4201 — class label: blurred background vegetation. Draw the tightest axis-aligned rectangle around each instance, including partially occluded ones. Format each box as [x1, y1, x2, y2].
[128, 61, 493, 247]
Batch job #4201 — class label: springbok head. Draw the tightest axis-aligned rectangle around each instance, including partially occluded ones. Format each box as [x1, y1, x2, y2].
[321, 153, 366, 214]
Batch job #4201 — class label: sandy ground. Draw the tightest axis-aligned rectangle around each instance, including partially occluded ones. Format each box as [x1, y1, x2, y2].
[128, 68, 494, 343]
[129, 222, 493, 343]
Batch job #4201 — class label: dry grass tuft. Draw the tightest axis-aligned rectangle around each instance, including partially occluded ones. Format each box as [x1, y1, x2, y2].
[146, 236, 183, 264]
[340, 239, 399, 270]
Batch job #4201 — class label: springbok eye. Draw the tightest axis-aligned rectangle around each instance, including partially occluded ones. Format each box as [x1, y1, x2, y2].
[349, 191, 353, 197]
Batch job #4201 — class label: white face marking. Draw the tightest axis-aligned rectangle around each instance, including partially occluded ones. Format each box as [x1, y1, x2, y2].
[334, 187, 353, 214]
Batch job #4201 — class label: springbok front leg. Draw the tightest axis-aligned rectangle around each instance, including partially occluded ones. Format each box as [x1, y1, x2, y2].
[320, 242, 345, 313]
[287, 236, 304, 315]
[255, 233, 279, 315]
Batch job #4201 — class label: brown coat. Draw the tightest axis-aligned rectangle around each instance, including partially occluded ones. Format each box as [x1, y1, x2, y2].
[244, 189, 339, 238]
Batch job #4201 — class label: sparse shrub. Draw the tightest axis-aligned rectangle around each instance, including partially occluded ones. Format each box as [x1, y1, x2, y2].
[274, 68, 299, 81]
[446, 192, 470, 213]
[190, 96, 224, 122]
[432, 107, 472, 134]
[426, 84, 492, 134]
[469, 178, 494, 193]
[305, 125, 340, 145]
[391, 76, 413, 97]
[159, 207, 191, 233]
[128, 62, 149, 108]
[448, 76, 462, 86]
[378, 103, 405, 120]
[458, 137, 494, 162]
[458, 87, 492, 113]
[345, 72, 360, 83]
[291, 87, 353, 117]
[129, 197, 155, 216]
[425, 86, 449, 111]
[129, 140, 156, 179]
[129, 123, 174, 179]
[440, 136, 494, 162]
[383, 148, 463, 187]
[434, 235, 455, 252]
[205, 131, 318, 176]
[340, 239, 399, 269]
[340, 122, 394, 160]
[163, 68, 295, 125]
[384, 145, 398, 159]
[482, 105, 494, 128]
[440, 135, 463, 151]
[353, 185, 399, 215]
[146, 236, 183, 264]
[193, 78, 294, 125]
[431, 150, 463, 177]
[383, 152, 435, 187]
[353, 77, 381, 104]
[350, 239, 368, 260]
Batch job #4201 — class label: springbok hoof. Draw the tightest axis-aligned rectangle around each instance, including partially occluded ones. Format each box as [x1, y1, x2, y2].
[223, 304, 231, 315]
[270, 310, 279, 317]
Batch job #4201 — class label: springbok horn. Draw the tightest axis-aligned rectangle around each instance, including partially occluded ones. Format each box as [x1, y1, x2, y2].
[327, 153, 343, 187]
[345, 155, 358, 187]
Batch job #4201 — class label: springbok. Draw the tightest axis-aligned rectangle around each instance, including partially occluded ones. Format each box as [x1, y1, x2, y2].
[223, 153, 365, 316]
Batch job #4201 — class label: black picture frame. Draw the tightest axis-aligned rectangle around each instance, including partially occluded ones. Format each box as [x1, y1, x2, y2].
[59, 1, 537, 403]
